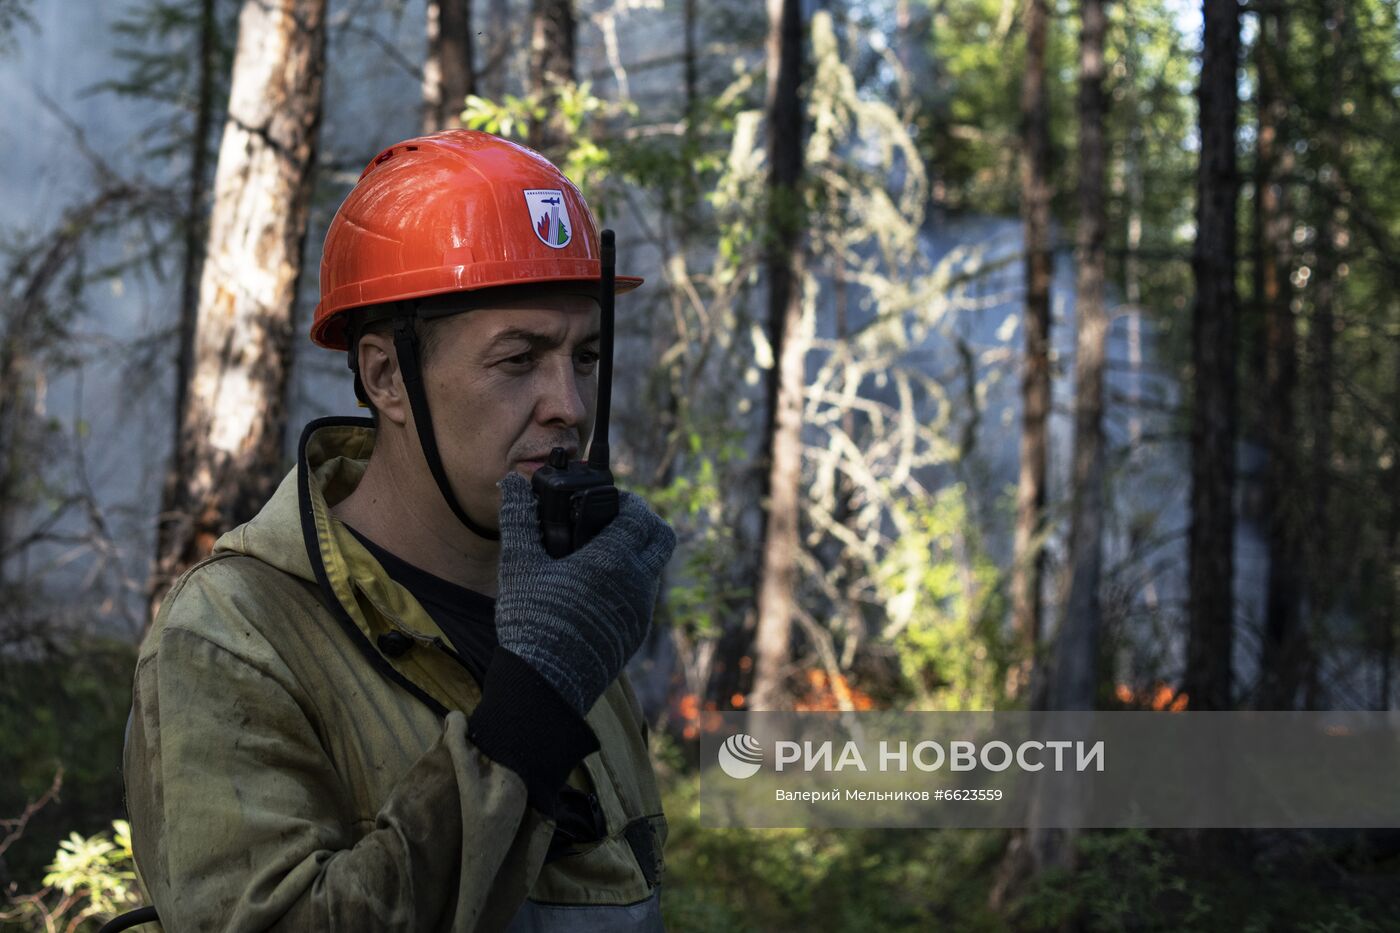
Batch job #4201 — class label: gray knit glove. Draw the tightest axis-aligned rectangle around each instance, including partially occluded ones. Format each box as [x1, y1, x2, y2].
[494, 471, 677, 717]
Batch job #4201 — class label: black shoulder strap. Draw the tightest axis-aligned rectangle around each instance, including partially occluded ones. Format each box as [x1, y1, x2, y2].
[622, 817, 663, 887]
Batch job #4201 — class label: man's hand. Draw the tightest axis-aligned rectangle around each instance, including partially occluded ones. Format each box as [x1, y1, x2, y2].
[493, 471, 677, 717]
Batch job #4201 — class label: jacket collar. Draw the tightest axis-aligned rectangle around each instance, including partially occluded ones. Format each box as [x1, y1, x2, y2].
[213, 416, 471, 715]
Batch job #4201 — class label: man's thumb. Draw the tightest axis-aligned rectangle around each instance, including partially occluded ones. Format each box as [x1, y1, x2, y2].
[496, 473, 538, 542]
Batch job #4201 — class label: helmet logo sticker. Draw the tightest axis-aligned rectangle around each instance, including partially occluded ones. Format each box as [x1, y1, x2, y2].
[523, 189, 572, 249]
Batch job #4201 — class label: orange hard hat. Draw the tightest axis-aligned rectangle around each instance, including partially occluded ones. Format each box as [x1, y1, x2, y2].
[310, 129, 642, 351]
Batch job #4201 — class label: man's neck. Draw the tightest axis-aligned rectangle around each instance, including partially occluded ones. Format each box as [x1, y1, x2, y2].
[330, 447, 501, 598]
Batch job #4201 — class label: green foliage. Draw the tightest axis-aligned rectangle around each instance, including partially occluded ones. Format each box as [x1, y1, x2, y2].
[657, 748, 1400, 933]
[878, 483, 1009, 710]
[915, 0, 1078, 218]
[1278, 0, 1400, 650]
[645, 426, 751, 642]
[461, 83, 638, 207]
[657, 768, 1007, 932]
[1, 819, 142, 932]
[1006, 829, 1400, 932]
[41, 821, 140, 917]
[0, 637, 136, 889]
[1008, 830, 1206, 931]
[806, 11, 926, 267]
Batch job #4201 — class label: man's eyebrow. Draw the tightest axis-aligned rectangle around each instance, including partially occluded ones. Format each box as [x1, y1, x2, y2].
[485, 327, 600, 351]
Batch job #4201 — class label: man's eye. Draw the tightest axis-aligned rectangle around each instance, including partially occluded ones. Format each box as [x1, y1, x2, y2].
[502, 352, 535, 366]
[575, 351, 600, 367]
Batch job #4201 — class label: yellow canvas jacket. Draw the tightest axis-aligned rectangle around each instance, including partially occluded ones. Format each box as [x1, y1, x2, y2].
[124, 417, 668, 931]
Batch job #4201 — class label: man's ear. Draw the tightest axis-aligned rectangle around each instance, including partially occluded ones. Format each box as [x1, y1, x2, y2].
[357, 331, 410, 426]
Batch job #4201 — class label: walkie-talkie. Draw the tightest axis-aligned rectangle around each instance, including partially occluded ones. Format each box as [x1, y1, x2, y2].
[531, 228, 621, 557]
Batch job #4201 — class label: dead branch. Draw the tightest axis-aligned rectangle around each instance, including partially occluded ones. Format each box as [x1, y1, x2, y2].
[0, 767, 63, 860]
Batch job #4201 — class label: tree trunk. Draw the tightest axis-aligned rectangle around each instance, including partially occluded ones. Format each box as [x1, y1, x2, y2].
[1255, 4, 1303, 709]
[175, 0, 219, 441]
[1123, 23, 1145, 447]
[679, 0, 701, 224]
[480, 0, 512, 102]
[528, 0, 576, 160]
[1185, 0, 1240, 711]
[1017, 0, 1110, 881]
[1054, 0, 1108, 715]
[150, 0, 327, 620]
[1309, 0, 1340, 707]
[1385, 318, 1400, 710]
[423, 0, 474, 132]
[150, 0, 220, 617]
[748, 0, 806, 712]
[1011, 0, 1052, 677]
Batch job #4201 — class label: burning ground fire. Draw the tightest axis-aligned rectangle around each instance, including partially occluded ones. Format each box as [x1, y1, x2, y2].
[673, 666, 878, 738]
[1115, 681, 1188, 712]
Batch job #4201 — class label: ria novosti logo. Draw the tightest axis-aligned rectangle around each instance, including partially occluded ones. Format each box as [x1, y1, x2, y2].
[718, 733, 763, 779]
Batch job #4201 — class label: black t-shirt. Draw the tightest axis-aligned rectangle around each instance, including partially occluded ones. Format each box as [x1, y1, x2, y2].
[345, 527, 611, 848]
[344, 525, 499, 686]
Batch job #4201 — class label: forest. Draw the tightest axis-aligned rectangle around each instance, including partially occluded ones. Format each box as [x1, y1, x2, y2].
[3, 0, 1400, 929]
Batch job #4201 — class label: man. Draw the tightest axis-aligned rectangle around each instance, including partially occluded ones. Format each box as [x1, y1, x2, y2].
[124, 130, 677, 930]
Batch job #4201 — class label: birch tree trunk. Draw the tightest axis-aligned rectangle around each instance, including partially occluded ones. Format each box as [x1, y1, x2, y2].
[1054, 0, 1109, 715]
[1011, 0, 1052, 681]
[1255, 4, 1304, 709]
[150, 0, 327, 618]
[423, 0, 474, 132]
[1185, 0, 1240, 711]
[749, 0, 806, 712]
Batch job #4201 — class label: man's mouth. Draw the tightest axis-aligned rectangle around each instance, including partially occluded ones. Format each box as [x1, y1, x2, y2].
[516, 448, 578, 472]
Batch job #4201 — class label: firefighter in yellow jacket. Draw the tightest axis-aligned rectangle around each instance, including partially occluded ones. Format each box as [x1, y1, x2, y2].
[123, 130, 677, 930]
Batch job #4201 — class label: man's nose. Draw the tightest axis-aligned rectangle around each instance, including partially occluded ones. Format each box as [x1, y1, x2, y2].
[535, 355, 589, 428]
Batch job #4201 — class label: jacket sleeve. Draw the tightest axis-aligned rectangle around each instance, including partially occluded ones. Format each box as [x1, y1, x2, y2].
[125, 581, 599, 932]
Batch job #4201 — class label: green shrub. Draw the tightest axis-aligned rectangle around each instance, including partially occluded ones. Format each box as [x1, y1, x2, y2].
[1, 819, 142, 932]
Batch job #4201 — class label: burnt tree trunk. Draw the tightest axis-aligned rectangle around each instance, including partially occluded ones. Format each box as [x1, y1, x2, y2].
[1012, 0, 1053, 681]
[423, 0, 474, 132]
[1185, 0, 1241, 711]
[748, 0, 806, 712]
[150, 0, 327, 620]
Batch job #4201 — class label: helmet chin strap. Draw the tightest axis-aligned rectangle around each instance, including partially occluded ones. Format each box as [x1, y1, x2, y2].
[391, 315, 502, 543]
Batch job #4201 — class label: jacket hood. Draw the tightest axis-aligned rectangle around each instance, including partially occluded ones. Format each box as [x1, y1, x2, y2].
[212, 418, 376, 584]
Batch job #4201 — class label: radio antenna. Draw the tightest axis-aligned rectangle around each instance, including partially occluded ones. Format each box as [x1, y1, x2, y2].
[587, 229, 615, 470]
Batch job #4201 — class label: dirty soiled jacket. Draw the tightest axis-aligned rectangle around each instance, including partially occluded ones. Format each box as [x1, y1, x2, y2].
[124, 418, 668, 931]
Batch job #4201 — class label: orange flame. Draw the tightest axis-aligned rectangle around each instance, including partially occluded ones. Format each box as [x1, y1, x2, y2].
[674, 691, 731, 738]
[793, 669, 875, 711]
[1114, 681, 1188, 712]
